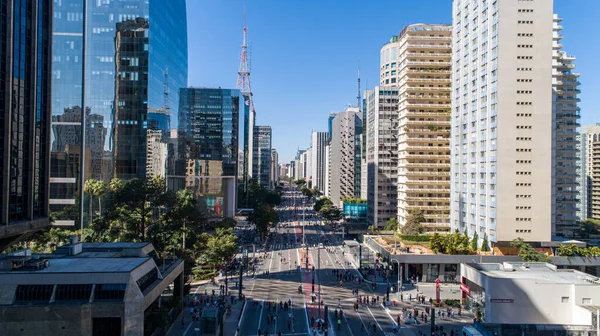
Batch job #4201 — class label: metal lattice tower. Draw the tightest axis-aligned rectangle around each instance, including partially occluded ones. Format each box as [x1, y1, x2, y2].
[163, 67, 170, 113]
[236, 8, 254, 111]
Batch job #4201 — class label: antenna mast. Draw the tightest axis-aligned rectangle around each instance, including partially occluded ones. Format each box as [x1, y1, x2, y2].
[163, 67, 170, 113]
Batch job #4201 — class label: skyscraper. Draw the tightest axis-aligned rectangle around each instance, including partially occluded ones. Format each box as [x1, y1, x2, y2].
[178, 88, 241, 178]
[311, 132, 329, 193]
[50, 0, 188, 227]
[365, 87, 399, 228]
[329, 107, 362, 206]
[451, 0, 577, 243]
[0, 0, 52, 250]
[253, 126, 272, 189]
[583, 125, 600, 220]
[393, 24, 452, 233]
[271, 149, 279, 188]
[551, 14, 582, 235]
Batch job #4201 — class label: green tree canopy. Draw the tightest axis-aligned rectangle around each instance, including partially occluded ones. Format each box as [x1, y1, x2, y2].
[318, 206, 343, 222]
[314, 197, 333, 212]
[510, 238, 551, 262]
[342, 197, 367, 204]
[197, 228, 238, 268]
[401, 209, 426, 235]
[385, 218, 398, 231]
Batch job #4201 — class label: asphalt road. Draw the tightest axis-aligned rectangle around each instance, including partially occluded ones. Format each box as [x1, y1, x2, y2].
[235, 188, 473, 336]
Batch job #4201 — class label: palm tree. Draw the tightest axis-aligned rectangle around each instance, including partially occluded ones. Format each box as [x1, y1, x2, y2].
[84, 179, 108, 221]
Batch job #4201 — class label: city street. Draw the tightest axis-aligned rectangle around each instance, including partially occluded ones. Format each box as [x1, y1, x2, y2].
[234, 188, 474, 336]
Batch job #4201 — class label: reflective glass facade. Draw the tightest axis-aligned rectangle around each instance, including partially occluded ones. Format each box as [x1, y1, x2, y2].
[343, 203, 367, 219]
[253, 126, 272, 189]
[178, 88, 240, 177]
[1, 0, 52, 250]
[50, 0, 188, 227]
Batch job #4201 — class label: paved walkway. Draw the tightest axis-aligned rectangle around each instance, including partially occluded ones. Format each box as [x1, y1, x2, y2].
[166, 297, 246, 336]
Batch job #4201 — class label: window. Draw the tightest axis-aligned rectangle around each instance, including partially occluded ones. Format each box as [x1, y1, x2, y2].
[583, 298, 592, 304]
[562, 297, 570, 303]
[137, 268, 159, 293]
[15, 285, 54, 303]
[95, 284, 127, 301]
[55, 284, 94, 301]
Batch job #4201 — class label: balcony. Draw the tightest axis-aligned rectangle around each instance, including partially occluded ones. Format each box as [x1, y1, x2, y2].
[405, 77, 451, 83]
[407, 43, 452, 49]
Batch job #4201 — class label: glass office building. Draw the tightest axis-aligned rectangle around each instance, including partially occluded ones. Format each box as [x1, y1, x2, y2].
[50, 0, 188, 227]
[169, 88, 241, 218]
[0, 0, 52, 250]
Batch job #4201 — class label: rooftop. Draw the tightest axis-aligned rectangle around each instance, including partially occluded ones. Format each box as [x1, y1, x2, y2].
[469, 262, 600, 285]
[4, 257, 150, 274]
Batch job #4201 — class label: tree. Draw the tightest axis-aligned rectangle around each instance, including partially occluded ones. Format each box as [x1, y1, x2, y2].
[198, 228, 238, 269]
[314, 197, 333, 212]
[401, 209, 425, 235]
[318, 206, 343, 222]
[430, 233, 444, 254]
[84, 179, 107, 221]
[247, 203, 279, 240]
[312, 186, 322, 197]
[385, 218, 399, 231]
[471, 232, 479, 251]
[294, 179, 307, 186]
[481, 233, 490, 252]
[216, 217, 237, 230]
[510, 238, 550, 262]
[300, 185, 313, 199]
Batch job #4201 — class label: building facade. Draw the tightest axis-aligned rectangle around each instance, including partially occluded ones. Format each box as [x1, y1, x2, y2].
[145, 129, 167, 178]
[451, 0, 557, 243]
[0, 0, 52, 251]
[366, 87, 399, 228]
[585, 126, 600, 220]
[50, 0, 188, 227]
[579, 124, 600, 221]
[253, 126, 272, 189]
[392, 24, 452, 233]
[311, 132, 329, 193]
[552, 14, 582, 234]
[329, 107, 362, 206]
[270, 149, 279, 188]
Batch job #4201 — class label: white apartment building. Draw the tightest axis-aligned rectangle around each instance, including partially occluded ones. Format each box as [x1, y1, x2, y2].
[329, 107, 362, 206]
[325, 143, 330, 197]
[552, 14, 582, 235]
[311, 132, 329, 194]
[384, 24, 452, 233]
[365, 87, 399, 228]
[584, 126, 600, 220]
[451, 0, 556, 243]
[578, 124, 600, 221]
[145, 129, 167, 179]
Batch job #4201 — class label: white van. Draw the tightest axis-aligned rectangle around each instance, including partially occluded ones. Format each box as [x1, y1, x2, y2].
[461, 326, 484, 336]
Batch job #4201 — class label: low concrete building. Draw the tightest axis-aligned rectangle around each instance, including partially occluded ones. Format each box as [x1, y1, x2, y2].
[0, 240, 184, 336]
[461, 262, 600, 335]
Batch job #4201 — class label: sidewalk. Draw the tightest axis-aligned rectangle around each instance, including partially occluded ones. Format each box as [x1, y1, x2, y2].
[166, 297, 246, 336]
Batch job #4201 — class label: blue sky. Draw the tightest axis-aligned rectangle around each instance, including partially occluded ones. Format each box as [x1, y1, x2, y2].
[186, 0, 599, 164]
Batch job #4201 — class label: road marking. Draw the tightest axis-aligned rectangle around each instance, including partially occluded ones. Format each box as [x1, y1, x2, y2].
[183, 321, 192, 335]
[366, 305, 384, 332]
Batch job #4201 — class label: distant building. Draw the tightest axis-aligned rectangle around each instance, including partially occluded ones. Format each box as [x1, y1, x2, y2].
[311, 132, 329, 193]
[365, 87, 399, 228]
[270, 149, 279, 188]
[585, 125, 600, 220]
[145, 130, 168, 178]
[253, 126, 272, 189]
[329, 107, 362, 206]
[147, 108, 171, 139]
[578, 124, 600, 221]
[461, 262, 600, 335]
[0, 0, 52, 251]
[0, 240, 184, 336]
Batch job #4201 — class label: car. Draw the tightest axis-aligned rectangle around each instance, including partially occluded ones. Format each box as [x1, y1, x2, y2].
[318, 243, 324, 249]
[301, 243, 306, 248]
